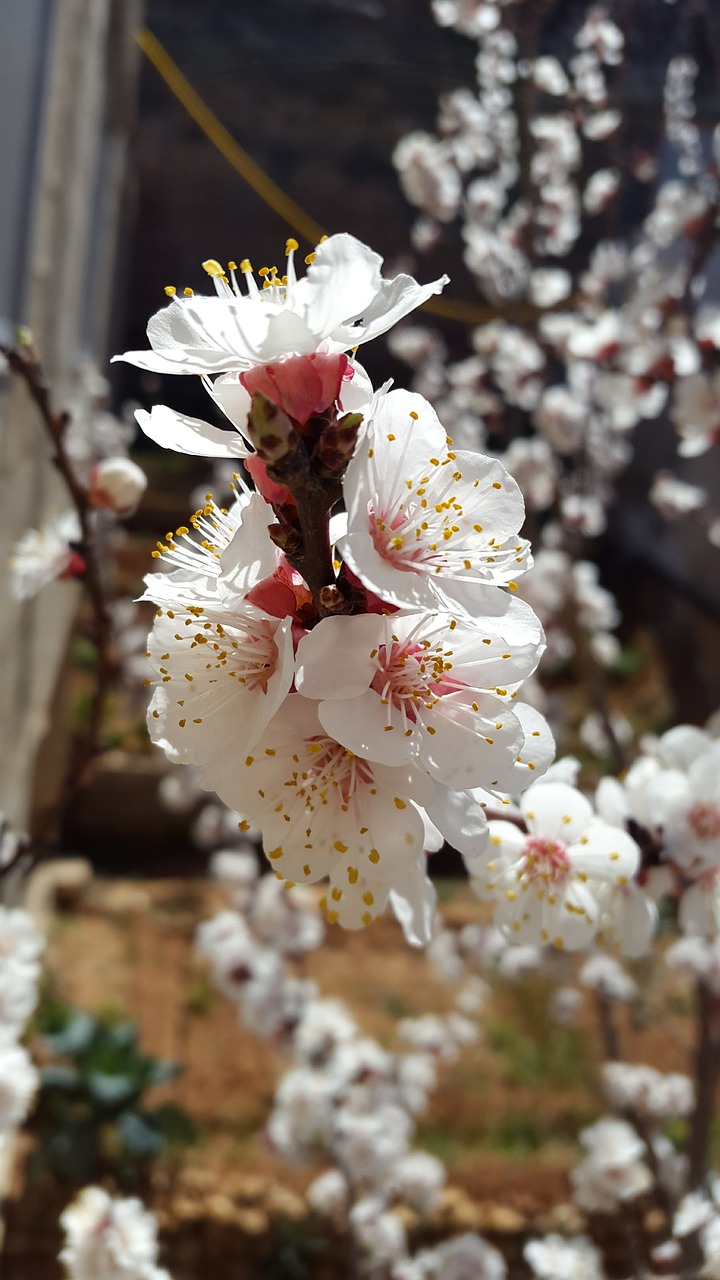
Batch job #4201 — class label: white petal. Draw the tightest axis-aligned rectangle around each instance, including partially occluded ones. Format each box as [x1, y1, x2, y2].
[569, 822, 640, 884]
[136, 406, 248, 458]
[217, 494, 279, 605]
[389, 864, 438, 946]
[295, 615, 383, 700]
[426, 786, 489, 859]
[521, 781, 594, 842]
[319, 692, 412, 767]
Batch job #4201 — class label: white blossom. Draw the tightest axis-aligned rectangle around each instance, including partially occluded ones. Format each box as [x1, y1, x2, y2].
[9, 511, 82, 600]
[115, 234, 447, 377]
[473, 781, 640, 950]
[59, 1187, 170, 1280]
[89, 457, 147, 514]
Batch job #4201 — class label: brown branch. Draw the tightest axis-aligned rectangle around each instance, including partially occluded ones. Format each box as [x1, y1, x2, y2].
[1, 340, 114, 844]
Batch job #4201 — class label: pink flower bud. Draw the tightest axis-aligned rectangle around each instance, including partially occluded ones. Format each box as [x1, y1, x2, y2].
[240, 352, 350, 425]
[89, 457, 147, 514]
[244, 454, 294, 507]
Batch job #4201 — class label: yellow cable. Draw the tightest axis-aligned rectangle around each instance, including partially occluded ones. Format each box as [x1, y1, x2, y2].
[135, 28, 326, 246]
[135, 27, 499, 326]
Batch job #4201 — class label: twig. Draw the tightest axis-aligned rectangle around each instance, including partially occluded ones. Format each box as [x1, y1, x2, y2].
[595, 990, 621, 1062]
[1, 340, 114, 844]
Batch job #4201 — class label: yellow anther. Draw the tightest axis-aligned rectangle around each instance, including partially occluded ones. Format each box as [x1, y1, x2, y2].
[183, 287, 194, 296]
[163, 285, 177, 297]
[285, 237, 299, 253]
[240, 258, 252, 273]
[202, 259, 225, 277]
[304, 252, 316, 265]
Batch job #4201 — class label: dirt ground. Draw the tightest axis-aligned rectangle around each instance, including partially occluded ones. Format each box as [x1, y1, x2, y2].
[3, 877, 697, 1279]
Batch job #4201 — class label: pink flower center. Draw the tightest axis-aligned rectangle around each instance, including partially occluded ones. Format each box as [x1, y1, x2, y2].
[227, 616, 279, 694]
[687, 802, 720, 842]
[369, 638, 463, 723]
[521, 835, 571, 883]
[301, 736, 374, 805]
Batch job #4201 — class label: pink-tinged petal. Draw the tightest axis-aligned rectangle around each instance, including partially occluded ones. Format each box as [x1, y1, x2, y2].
[338, 530, 438, 611]
[147, 608, 294, 769]
[341, 389, 532, 615]
[241, 352, 349, 424]
[295, 615, 383, 700]
[244, 454, 293, 506]
[217, 494, 279, 606]
[569, 822, 640, 883]
[521, 781, 593, 842]
[245, 571, 297, 619]
[136, 406, 247, 457]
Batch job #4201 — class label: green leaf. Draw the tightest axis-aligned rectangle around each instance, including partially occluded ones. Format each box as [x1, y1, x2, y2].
[117, 1110, 164, 1156]
[87, 1072, 138, 1108]
[44, 1121, 99, 1182]
[105, 1021, 138, 1051]
[150, 1102, 198, 1146]
[39, 1065, 81, 1091]
[147, 1060, 182, 1086]
[42, 1011, 97, 1057]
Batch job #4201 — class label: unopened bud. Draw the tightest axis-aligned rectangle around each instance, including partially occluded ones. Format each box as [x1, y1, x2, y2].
[246, 392, 298, 465]
[318, 584, 347, 615]
[268, 522, 302, 556]
[14, 325, 34, 349]
[315, 411, 364, 479]
[89, 457, 147, 514]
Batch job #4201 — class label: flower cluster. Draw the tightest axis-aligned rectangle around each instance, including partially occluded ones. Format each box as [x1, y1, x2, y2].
[0, 898, 42, 1151]
[390, 2, 720, 692]
[59, 1186, 171, 1280]
[124, 233, 555, 941]
[199, 850, 509, 1278]
[9, 362, 146, 602]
